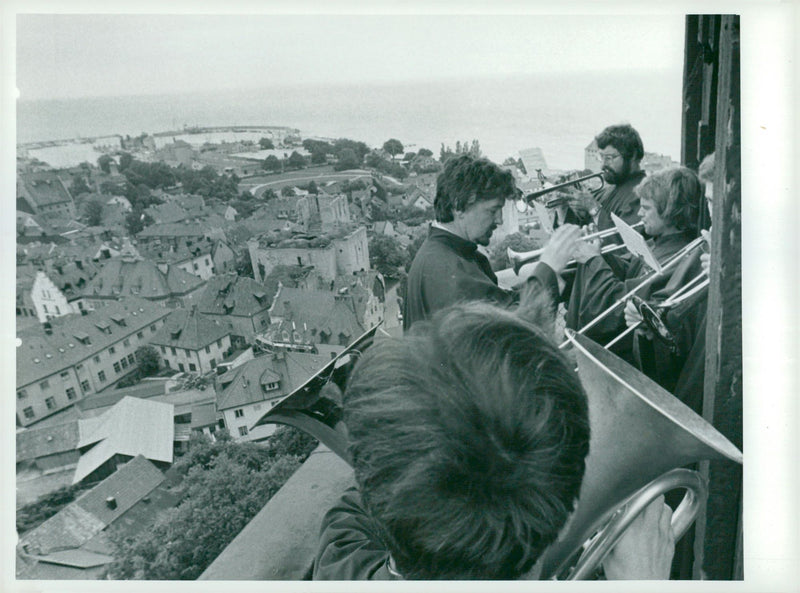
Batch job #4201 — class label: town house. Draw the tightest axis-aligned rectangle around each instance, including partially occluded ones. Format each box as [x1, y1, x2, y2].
[16, 297, 171, 427]
[150, 306, 233, 374]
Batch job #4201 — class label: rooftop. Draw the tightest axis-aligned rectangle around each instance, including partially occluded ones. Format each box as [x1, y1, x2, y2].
[16, 297, 171, 388]
[73, 397, 174, 483]
[150, 306, 232, 351]
[83, 256, 205, 300]
[20, 455, 165, 555]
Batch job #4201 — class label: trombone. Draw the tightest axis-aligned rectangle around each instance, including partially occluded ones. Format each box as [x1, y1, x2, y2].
[507, 222, 644, 275]
[560, 235, 708, 350]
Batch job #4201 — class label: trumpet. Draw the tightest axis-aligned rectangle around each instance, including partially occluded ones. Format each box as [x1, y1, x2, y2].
[507, 222, 644, 275]
[516, 171, 605, 212]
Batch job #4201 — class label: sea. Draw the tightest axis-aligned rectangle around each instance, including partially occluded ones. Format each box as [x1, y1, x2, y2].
[16, 70, 683, 171]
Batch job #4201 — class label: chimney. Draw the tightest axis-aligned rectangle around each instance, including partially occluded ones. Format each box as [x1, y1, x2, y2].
[105, 496, 117, 509]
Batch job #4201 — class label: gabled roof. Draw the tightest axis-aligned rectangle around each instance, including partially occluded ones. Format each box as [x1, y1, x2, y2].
[83, 257, 204, 300]
[150, 306, 232, 351]
[16, 420, 80, 463]
[196, 274, 273, 318]
[269, 287, 365, 341]
[21, 455, 164, 555]
[217, 350, 331, 411]
[17, 172, 73, 208]
[518, 147, 549, 173]
[73, 398, 174, 483]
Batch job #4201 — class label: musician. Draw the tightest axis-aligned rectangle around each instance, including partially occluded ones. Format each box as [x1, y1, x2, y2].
[559, 167, 703, 360]
[590, 123, 648, 240]
[313, 299, 675, 580]
[624, 154, 714, 412]
[403, 154, 555, 330]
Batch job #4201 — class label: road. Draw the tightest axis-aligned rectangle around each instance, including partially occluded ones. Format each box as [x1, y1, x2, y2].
[240, 170, 373, 198]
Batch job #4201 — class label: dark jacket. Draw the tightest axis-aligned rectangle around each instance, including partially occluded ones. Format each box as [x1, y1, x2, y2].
[594, 170, 646, 244]
[403, 226, 557, 330]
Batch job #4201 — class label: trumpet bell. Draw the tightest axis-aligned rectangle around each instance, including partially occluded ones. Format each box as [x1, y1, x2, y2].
[538, 330, 742, 579]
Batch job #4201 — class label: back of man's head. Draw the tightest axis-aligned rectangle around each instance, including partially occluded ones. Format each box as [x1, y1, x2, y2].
[433, 154, 518, 222]
[595, 124, 645, 163]
[343, 301, 590, 579]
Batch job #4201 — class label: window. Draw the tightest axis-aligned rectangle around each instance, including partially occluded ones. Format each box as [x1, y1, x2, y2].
[216, 339, 222, 348]
[76, 363, 83, 371]
[39, 379, 50, 390]
[185, 349, 192, 357]
[234, 409, 244, 418]
[128, 354, 135, 365]
[43, 304, 49, 313]
[178, 363, 185, 372]
[137, 332, 144, 340]
[94, 355, 101, 363]
[188, 363, 196, 371]
[238, 426, 249, 437]
[98, 370, 106, 382]
[205, 345, 211, 354]
[210, 358, 216, 369]
[121, 358, 129, 369]
[109, 346, 116, 355]
[150, 324, 157, 333]
[60, 371, 69, 379]
[123, 338, 130, 347]
[193, 263, 199, 271]
[66, 387, 76, 400]
[80, 380, 90, 393]
[171, 347, 177, 355]
[23, 407, 35, 419]
[17, 389, 27, 399]
[113, 362, 121, 373]
[160, 346, 166, 354]
[45, 397, 56, 410]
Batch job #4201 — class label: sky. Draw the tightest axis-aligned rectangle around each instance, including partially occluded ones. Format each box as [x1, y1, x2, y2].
[15, 13, 686, 101]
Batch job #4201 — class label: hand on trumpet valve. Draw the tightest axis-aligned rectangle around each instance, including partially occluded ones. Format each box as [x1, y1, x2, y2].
[572, 224, 602, 264]
[623, 298, 643, 328]
[602, 495, 676, 580]
[568, 190, 600, 221]
[538, 224, 583, 275]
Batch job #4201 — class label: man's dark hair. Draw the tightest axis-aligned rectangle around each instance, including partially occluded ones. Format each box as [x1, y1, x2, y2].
[433, 154, 518, 222]
[635, 166, 703, 236]
[595, 124, 645, 162]
[343, 301, 590, 580]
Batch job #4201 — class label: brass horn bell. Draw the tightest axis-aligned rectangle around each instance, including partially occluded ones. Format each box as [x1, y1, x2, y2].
[537, 330, 743, 580]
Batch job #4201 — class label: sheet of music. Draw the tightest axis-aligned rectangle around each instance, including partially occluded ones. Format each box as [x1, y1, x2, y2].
[611, 212, 661, 272]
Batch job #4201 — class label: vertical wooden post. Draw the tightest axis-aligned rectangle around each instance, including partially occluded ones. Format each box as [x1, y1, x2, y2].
[692, 14, 743, 580]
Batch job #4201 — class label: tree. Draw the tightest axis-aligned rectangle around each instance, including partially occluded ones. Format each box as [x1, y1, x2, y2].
[310, 151, 327, 165]
[135, 345, 161, 376]
[85, 199, 104, 226]
[97, 154, 114, 174]
[280, 186, 295, 197]
[382, 138, 404, 159]
[261, 188, 278, 201]
[369, 234, 409, 279]
[69, 175, 91, 197]
[125, 209, 154, 236]
[119, 152, 133, 171]
[263, 155, 282, 173]
[334, 148, 360, 171]
[418, 148, 433, 157]
[287, 151, 306, 170]
[488, 232, 543, 271]
[104, 427, 316, 580]
[307, 180, 319, 194]
[258, 137, 275, 150]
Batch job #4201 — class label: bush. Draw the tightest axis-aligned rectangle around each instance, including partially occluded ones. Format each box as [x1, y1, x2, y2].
[17, 483, 91, 534]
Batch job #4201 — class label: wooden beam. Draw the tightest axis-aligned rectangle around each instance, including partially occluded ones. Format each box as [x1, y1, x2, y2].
[693, 14, 743, 580]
